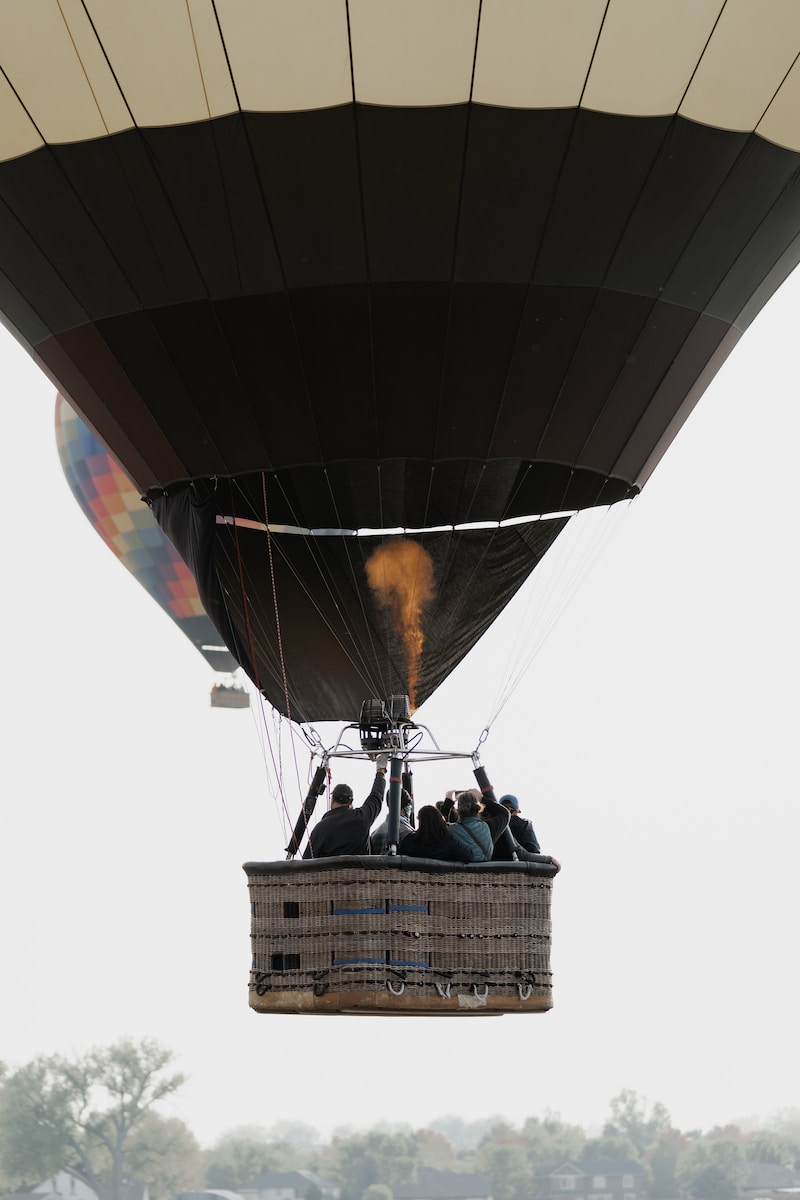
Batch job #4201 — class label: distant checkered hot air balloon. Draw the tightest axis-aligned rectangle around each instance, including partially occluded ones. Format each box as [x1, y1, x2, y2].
[55, 395, 247, 708]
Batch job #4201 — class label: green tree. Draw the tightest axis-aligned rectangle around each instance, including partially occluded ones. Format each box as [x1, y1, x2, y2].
[645, 1128, 687, 1199]
[580, 1136, 638, 1162]
[604, 1092, 671, 1159]
[426, 1118, 507, 1154]
[0, 1059, 71, 1188]
[321, 1130, 417, 1200]
[690, 1165, 735, 1200]
[0, 1039, 186, 1200]
[362, 1185, 393, 1200]
[415, 1131, 456, 1171]
[679, 1137, 746, 1200]
[204, 1137, 297, 1189]
[521, 1113, 587, 1172]
[127, 1113, 203, 1200]
[477, 1143, 534, 1200]
[744, 1134, 798, 1167]
[266, 1122, 321, 1148]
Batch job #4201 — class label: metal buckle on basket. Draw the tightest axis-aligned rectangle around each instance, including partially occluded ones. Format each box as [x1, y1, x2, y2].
[312, 970, 330, 997]
[517, 971, 536, 1000]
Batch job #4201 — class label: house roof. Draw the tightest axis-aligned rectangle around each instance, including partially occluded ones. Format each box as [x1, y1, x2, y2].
[241, 1173, 337, 1193]
[124, 1184, 148, 1200]
[29, 1173, 148, 1200]
[548, 1161, 644, 1177]
[395, 1170, 492, 1200]
[743, 1164, 800, 1190]
[176, 1192, 243, 1200]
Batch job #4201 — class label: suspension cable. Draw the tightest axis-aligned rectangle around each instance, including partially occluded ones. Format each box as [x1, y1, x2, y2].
[483, 500, 634, 731]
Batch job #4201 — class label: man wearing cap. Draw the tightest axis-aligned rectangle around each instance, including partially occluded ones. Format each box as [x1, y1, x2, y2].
[497, 794, 541, 856]
[303, 754, 388, 858]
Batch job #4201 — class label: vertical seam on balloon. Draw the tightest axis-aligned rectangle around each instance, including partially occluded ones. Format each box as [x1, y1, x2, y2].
[598, 130, 798, 485]
[676, 2, 728, 118]
[431, 0, 485, 527]
[73, 0, 136, 130]
[208, 0, 241, 113]
[482, 2, 610, 497]
[535, 172, 673, 505]
[755, 50, 800, 139]
[413, 0, 508, 677]
[424, 1, 516, 704]
[209, 7, 327, 470]
[525, 1, 609, 470]
[343, 0, 394, 699]
[344, 0, 379, 476]
[576, 0, 611, 111]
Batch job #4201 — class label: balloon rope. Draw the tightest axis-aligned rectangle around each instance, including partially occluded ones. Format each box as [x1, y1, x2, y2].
[485, 501, 633, 730]
[228, 485, 297, 838]
[261, 473, 293, 723]
[229, 484, 261, 695]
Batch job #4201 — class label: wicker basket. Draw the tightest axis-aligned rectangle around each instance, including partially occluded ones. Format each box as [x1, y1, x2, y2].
[244, 855, 557, 1015]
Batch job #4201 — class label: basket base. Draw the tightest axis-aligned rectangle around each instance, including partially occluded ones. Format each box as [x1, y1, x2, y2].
[249, 987, 552, 1016]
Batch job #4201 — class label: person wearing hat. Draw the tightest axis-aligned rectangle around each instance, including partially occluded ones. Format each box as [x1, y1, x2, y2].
[496, 794, 541, 856]
[303, 754, 388, 858]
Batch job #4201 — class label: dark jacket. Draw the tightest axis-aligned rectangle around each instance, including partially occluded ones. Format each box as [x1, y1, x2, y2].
[509, 812, 540, 853]
[304, 772, 386, 858]
[399, 829, 473, 863]
[491, 808, 543, 863]
[480, 796, 511, 847]
[371, 814, 414, 854]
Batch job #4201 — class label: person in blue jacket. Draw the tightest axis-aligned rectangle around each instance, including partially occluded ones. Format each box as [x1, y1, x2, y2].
[447, 789, 509, 862]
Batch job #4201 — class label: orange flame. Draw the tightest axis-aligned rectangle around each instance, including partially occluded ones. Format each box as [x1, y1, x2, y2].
[365, 539, 435, 710]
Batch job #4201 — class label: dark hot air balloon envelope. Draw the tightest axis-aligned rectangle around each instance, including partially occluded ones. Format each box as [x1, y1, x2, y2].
[2, 3, 800, 719]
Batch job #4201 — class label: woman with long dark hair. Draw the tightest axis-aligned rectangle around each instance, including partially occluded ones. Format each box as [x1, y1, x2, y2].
[399, 804, 473, 863]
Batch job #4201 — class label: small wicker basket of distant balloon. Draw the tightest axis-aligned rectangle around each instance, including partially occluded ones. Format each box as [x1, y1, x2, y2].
[244, 855, 557, 1016]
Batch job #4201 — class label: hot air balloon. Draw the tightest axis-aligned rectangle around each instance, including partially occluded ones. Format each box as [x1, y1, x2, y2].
[5, 2, 800, 725]
[2, 2, 800, 1014]
[55, 393, 248, 705]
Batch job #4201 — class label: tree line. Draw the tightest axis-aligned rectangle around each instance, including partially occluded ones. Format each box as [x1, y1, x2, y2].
[1, 1041, 798, 1200]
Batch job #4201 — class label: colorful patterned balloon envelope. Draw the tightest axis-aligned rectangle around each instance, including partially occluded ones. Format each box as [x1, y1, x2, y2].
[55, 395, 241, 683]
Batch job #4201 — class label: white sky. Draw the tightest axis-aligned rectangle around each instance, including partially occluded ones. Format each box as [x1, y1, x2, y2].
[0, 268, 798, 1148]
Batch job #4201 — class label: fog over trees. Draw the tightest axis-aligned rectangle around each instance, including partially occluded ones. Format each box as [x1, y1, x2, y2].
[1, 1042, 798, 1200]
